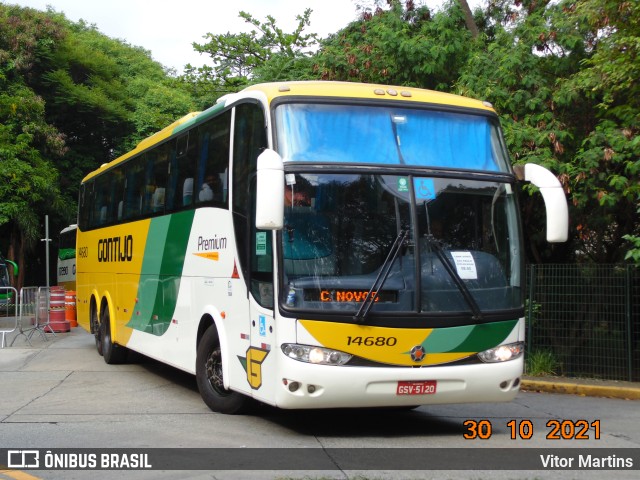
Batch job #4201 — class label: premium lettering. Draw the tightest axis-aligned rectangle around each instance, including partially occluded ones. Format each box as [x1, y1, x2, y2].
[198, 235, 227, 251]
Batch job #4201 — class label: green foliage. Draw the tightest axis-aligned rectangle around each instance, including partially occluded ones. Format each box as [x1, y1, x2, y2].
[0, 4, 197, 286]
[186, 9, 318, 93]
[0, 6, 67, 250]
[0, 81, 66, 257]
[316, 0, 473, 90]
[2, 0, 639, 276]
[525, 349, 560, 377]
[457, 0, 639, 262]
[623, 205, 640, 262]
[558, 0, 640, 262]
[623, 235, 640, 263]
[169, 0, 640, 264]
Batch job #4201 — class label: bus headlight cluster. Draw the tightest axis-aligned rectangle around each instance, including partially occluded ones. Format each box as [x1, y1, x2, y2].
[282, 344, 352, 365]
[477, 342, 524, 363]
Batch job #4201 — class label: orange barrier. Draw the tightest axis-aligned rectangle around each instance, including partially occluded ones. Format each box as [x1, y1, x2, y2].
[49, 286, 70, 332]
[65, 290, 77, 327]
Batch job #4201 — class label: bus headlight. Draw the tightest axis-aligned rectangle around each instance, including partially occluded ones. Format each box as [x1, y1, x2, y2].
[477, 342, 524, 363]
[282, 344, 352, 365]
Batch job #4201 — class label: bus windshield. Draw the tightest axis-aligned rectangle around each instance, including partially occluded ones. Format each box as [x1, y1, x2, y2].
[279, 173, 523, 318]
[275, 103, 510, 172]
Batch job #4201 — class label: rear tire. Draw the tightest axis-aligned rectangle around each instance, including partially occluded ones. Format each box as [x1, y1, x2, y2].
[196, 325, 247, 414]
[92, 305, 103, 356]
[101, 308, 128, 364]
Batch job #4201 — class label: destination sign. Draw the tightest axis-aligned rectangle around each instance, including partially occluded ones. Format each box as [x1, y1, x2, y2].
[304, 289, 397, 303]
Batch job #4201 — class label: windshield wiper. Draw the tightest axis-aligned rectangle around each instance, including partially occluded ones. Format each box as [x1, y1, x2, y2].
[354, 228, 409, 324]
[424, 235, 483, 321]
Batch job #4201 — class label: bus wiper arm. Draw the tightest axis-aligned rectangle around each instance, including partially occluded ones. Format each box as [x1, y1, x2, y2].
[354, 229, 409, 324]
[426, 236, 483, 321]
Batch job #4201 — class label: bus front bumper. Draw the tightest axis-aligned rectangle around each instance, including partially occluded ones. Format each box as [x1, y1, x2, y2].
[273, 355, 523, 409]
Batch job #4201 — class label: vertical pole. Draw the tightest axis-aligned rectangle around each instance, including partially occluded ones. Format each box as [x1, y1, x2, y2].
[626, 265, 633, 382]
[527, 264, 536, 354]
[41, 215, 51, 325]
[43, 215, 50, 289]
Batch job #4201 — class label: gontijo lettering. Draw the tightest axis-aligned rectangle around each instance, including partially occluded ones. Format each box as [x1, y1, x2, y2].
[98, 235, 133, 262]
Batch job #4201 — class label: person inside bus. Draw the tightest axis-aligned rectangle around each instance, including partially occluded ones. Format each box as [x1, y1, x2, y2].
[151, 185, 165, 212]
[182, 177, 194, 206]
[199, 175, 221, 202]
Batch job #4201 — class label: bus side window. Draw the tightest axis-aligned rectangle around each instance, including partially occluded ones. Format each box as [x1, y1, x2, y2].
[93, 174, 111, 227]
[197, 110, 231, 207]
[111, 167, 125, 222]
[124, 157, 145, 219]
[142, 154, 155, 216]
[78, 182, 91, 230]
[143, 144, 170, 215]
[169, 134, 197, 210]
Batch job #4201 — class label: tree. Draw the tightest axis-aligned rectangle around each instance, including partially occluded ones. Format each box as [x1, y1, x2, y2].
[186, 9, 318, 94]
[458, 0, 480, 37]
[558, 0, 640, 262]
[0, 84, 68, 289]
[456, 0, 639, 263]
[40, 16, 197, 189]
[0, 5, 68, 288]
[0, 5, 198, 286]
[315, 0, 474, 90]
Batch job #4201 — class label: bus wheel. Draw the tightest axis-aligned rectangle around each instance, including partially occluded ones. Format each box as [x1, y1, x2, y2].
[196, 325, 247, 414]
[101, 309, 128, 365]
[92, 306, 103, 356]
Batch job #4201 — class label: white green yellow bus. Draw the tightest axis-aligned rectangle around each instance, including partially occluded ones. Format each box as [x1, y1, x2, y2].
[76, 81, 568, 413]
[57, 224, 77, 291]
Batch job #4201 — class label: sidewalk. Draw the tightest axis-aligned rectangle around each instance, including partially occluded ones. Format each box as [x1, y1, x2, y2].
[521, 375, 640, 401]
[2, 326, 639, 401]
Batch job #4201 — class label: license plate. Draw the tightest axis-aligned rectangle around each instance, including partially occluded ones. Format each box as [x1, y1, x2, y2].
[396, 380, 437, 395]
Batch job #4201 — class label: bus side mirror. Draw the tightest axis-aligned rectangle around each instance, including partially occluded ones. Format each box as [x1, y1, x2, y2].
[255, 149, 284, 230]
[515, 163, 569, 243]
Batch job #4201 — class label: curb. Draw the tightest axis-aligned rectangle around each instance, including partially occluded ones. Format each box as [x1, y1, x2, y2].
[521, 378, 640, 401]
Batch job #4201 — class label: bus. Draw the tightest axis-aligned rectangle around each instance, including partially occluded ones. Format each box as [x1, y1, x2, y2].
[57, 224, 77, 290]
[76, 81, 568, 413]
[0, 252, 18, 307]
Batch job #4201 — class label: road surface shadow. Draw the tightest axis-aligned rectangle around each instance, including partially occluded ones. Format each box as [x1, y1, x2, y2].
[130, 351, 465, 437]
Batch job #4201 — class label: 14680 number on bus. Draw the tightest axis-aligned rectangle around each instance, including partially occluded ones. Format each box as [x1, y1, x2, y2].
[346, 336, 397, 347]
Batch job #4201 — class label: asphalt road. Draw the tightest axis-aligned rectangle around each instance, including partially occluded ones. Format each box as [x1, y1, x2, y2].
[1, 327, 639, 480]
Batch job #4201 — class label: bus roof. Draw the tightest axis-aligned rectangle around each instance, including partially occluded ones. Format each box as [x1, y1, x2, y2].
[81, 81, 496, 183]
[242, 81, 495, 112]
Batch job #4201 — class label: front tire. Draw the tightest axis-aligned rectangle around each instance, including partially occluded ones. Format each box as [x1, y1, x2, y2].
[101, 308, 128, 364]
[196, 325, 247, 414]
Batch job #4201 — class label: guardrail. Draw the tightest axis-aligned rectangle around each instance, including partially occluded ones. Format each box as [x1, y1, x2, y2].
[526, 264, 639, 382]
[0, 286, 18, 348]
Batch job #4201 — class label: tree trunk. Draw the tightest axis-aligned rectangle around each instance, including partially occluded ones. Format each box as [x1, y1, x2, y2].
[8, 226, 25, 292]
[458, 0, 479, 38]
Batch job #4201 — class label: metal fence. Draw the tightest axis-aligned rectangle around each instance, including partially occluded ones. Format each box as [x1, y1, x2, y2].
[526, 264, 640, 382]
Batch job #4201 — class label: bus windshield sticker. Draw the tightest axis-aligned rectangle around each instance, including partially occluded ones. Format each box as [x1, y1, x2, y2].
[414, 178, 436, 200]
[450, 251, 478, 280]
[256, 232, 267, 255]
[397, 177, 409, 192]
[259, 315, 266, 336]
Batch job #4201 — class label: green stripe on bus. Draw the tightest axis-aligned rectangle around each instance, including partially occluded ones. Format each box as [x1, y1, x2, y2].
[172, 102, 227, 136]
[126, 210, 195, 335]
[423, 319, 518, 353]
